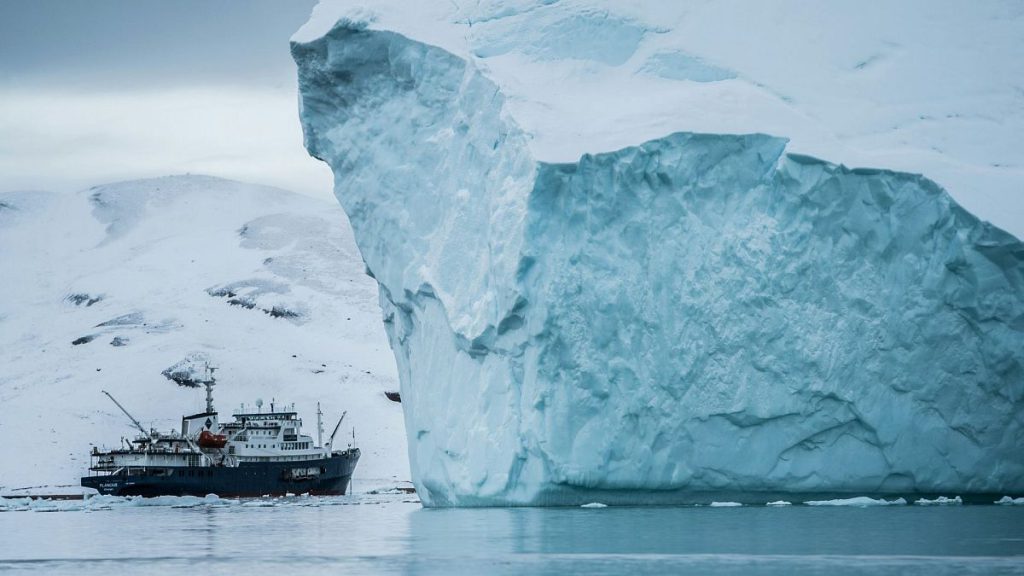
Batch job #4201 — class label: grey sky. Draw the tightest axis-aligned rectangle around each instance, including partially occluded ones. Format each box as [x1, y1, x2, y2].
[0, 0, 314, 88]
[0, 0, 332, 199]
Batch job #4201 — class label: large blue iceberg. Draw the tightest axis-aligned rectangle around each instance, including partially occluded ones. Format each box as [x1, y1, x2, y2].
[292, 23, 1024, 506]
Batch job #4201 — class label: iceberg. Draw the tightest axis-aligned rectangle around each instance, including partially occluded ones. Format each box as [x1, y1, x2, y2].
[292, 6, 1024, 506]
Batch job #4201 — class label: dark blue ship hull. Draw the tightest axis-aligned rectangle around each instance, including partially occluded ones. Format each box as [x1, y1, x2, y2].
[82, 449, 359, 497]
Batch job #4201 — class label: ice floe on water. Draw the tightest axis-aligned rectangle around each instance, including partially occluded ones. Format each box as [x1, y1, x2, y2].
[0, 491, 418, 513]
[709, 502, 743, 507]
[995, 496, 1024, 505]
[804, 497, 907, 507]
[915, 496, 962, 506]
[580, 502, 608, 508]
[766, 501, 792, 507]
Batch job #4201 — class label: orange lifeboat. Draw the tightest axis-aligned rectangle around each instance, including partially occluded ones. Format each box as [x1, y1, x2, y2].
[197, 430, 228, 448]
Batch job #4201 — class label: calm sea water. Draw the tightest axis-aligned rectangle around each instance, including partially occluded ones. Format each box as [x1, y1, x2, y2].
[0, 493, 1022, 575]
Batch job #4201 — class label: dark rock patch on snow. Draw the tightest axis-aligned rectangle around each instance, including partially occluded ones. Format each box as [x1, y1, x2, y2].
[227, 297, 257, 309]
[71, 335, 97, 345]
[161, 352, 213, 388]
[110, 336, 130, 347]
[65, 293, 103, 307]
[268, 306, 301, 319]
[206, 279, 306, 323]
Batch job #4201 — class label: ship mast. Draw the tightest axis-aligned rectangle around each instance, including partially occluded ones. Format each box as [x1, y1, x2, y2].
[317, 402, 324, 449]
[203, 363, 217, 414]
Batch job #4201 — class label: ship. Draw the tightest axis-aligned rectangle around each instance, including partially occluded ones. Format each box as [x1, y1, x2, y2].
[81, 366, 359, 497]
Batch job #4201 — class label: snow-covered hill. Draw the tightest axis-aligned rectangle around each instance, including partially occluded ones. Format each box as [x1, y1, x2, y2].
[0, 175, 407, 493]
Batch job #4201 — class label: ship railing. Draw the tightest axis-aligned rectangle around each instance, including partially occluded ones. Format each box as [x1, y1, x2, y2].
[86, 465, 125, 476]
[183, 437, 214, 467]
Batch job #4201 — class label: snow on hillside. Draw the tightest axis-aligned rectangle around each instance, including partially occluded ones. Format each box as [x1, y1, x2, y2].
[0, 175, 407, 493]
[296, 0, 1024, 239]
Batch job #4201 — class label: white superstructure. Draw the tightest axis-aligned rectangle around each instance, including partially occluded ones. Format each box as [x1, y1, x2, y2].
[88, 371, 349, 473]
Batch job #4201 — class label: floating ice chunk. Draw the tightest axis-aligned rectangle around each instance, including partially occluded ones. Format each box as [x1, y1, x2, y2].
[710, 501, 743, 507]
[242, 500, 278, 507]
[915, 496, 962, 506]
[995, 496, 1024, 505]
[766, 501, 792, 507]
[580, 502, 608, 508]
[0, 493, 411, 512]
[805, 497, 907, 507]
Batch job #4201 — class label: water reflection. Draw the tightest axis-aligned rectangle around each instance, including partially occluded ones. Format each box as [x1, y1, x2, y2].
[0, 496, 1021, 575]
[402, 505, 1024, 573]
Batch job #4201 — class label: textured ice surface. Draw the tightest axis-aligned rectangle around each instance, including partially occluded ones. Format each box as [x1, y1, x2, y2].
[293, 10, 1024, 506]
